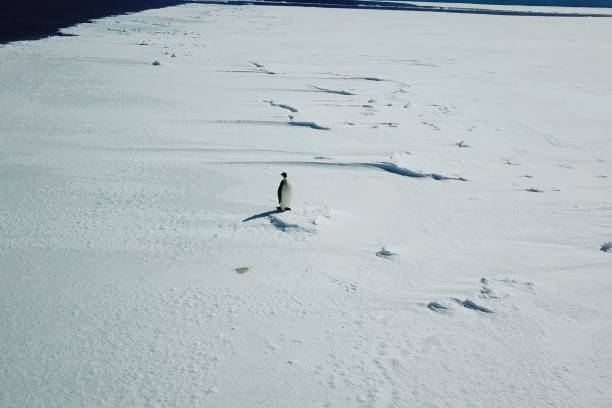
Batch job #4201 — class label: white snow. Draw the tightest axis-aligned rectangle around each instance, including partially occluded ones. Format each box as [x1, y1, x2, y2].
[1, 3, 612, 407]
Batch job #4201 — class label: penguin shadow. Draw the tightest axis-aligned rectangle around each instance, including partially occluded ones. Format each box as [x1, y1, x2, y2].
[242, 209, 283, 222]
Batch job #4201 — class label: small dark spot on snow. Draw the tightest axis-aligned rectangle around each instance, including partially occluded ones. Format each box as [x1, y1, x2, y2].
[288, 121, 329, 130]
[427, 302, 449, 313]
[376, 247, 396, 258]
[152, 60, 161, 66]
[458, 299, 493, 313]
[525, 188, 543, 193]
[235, 267, 249, 274]
[601, 242, 612, 253]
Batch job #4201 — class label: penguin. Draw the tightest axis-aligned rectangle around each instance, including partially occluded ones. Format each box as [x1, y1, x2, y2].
[277, 172, 292, 211]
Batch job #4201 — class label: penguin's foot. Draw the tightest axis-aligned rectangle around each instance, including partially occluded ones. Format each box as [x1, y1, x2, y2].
[276, 206, 291, 212]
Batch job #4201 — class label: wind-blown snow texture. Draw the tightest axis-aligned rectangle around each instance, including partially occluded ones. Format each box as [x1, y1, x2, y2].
[1, 4, 612, 407]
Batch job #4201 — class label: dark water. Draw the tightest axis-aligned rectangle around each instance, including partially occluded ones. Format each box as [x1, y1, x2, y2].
[1, 0, 184, 43]
[2, 0, 610, 44]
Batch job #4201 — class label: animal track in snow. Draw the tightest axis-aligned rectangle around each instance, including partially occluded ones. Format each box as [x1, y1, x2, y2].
[503, 158, 520, 166]
[496, 278, 534, 292]
[322, 72, 389, 82]
[324, 274, 358, 293]
[369, 162, 468, 181]
[479, 277, 501, 299]
[288, 121, 330, 130]
[430, 104, 451, 114]
[250, 61, 276, 74]
[311, 86, 355, 96]
[213, 119, 328, 131]
[456, 299, 493, 313]
[421, 121, 440, 131]
[222, 160, 466, 182]
[379, 122, 399, 128]
[479, 276, 534, 300]
[264, 100, 298, 113]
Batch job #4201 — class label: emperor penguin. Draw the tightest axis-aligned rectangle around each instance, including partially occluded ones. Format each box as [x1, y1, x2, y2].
[277, 172, 292, 211]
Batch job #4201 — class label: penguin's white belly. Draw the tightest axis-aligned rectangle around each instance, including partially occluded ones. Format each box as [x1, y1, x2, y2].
[280, 181, 292, 209]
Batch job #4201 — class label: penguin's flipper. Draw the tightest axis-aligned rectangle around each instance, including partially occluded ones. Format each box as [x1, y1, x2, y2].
[277, 179, 285, 204]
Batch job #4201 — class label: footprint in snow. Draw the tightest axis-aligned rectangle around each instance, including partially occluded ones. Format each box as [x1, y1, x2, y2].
[243, 208, 325, 235]
[479, 277, 501, 299]
[480, 276, 534, 299]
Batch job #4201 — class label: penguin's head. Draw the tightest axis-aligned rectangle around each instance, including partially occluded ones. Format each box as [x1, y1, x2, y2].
[281, 172, 287, 178]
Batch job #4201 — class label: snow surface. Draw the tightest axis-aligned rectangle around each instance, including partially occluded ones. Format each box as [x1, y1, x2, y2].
[1, 3, 612, 407]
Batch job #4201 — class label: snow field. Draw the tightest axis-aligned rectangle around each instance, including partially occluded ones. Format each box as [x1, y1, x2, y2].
[1, 3, 612, 407]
